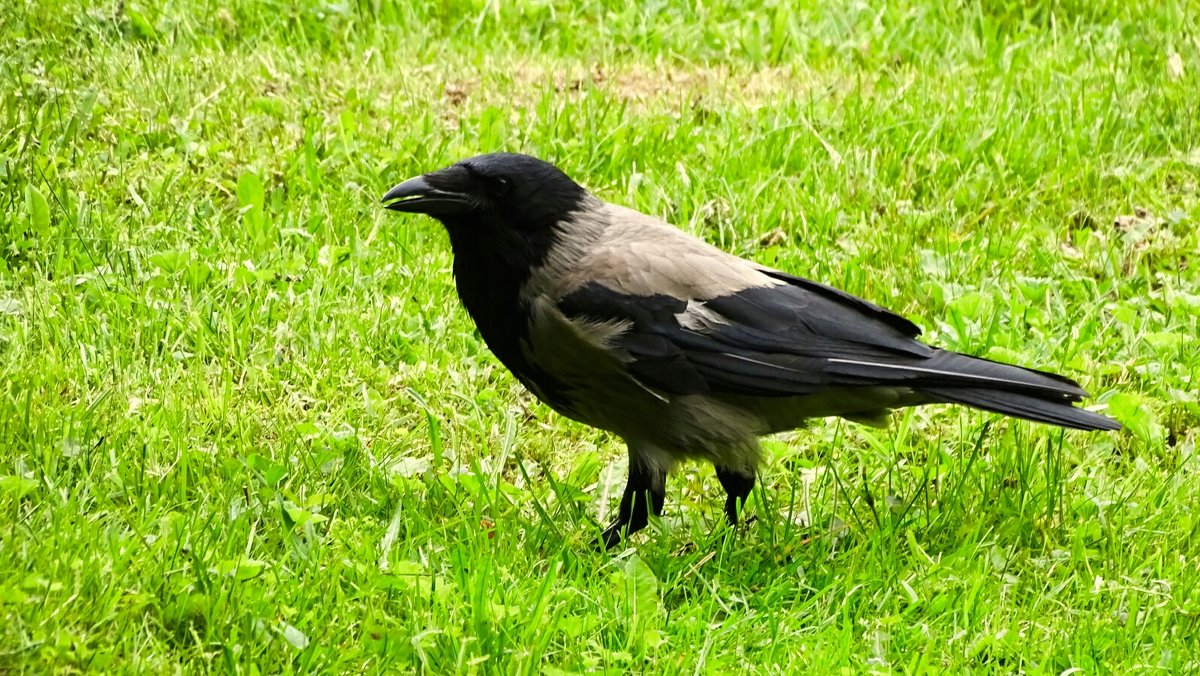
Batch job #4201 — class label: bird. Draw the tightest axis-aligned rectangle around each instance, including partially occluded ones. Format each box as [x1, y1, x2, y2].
[381, 152, 1120, 550]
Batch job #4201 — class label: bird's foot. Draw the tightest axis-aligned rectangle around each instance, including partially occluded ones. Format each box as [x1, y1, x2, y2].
[595, 525, 626, 551]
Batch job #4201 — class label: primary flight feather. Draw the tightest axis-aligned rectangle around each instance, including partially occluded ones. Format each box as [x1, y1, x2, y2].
[381, 152, 1119, 549]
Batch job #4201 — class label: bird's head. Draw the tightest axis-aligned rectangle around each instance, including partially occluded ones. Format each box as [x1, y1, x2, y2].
[381, 153, 589, 236]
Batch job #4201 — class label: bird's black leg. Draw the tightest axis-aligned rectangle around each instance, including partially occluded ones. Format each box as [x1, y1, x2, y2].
[599, 461, 665, 550]
[715, 467, 756, 526]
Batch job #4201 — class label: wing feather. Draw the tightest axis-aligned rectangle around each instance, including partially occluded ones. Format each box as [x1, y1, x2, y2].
[555, 278, 1093, 405]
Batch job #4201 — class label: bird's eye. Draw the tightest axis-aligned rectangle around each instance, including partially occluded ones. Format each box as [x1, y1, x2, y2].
[489, 177, 511, 197]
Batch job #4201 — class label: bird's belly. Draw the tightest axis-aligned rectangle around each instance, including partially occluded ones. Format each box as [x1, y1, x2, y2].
[559, 383, 765, 465]
[523, 297, 763, 461]
[734, 386, 922, 432]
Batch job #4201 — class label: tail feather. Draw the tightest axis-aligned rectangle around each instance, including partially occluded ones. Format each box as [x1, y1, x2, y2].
[827, 350, 1089, 398]
[825, 349, 1121, 431]
[921, 387, 1121, 431]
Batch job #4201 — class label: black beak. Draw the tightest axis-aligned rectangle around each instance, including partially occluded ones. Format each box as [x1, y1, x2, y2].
[380, 175, 473, 216]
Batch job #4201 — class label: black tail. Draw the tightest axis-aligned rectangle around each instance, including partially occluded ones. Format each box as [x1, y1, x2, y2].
[920, 386, 1121, 431]
[826, 349, 1121, 431]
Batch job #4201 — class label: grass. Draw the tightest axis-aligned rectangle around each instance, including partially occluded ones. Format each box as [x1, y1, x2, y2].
[2, 0, 1199, 671]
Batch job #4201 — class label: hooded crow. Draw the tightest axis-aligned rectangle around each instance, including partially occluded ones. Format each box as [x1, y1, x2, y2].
[382, 152, 1120, 549]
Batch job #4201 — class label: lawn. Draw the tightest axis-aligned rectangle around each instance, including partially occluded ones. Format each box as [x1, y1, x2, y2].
[2, 0, 1199, 672]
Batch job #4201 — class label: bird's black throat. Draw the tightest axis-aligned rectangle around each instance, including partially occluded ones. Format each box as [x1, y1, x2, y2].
[442, 217, 575, 411]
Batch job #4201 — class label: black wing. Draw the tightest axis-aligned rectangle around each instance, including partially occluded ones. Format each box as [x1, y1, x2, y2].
[555, 273, 1119, 432]
[756, 268, 924, 339]
[556, 274, 944, 398]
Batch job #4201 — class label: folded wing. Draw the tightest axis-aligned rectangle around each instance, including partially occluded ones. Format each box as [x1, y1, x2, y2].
[555, 267, 1119, 431]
